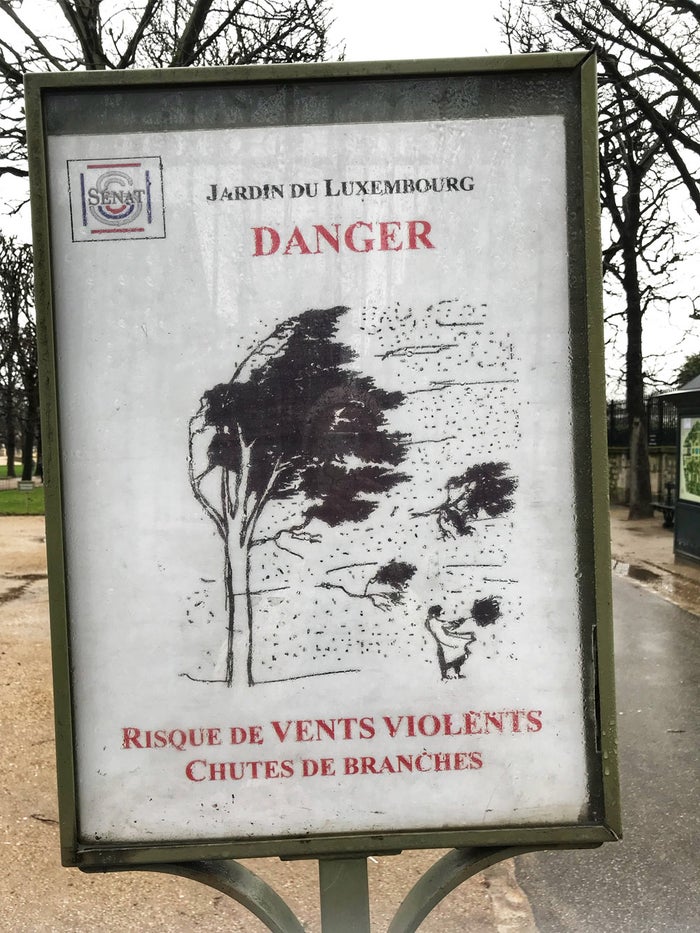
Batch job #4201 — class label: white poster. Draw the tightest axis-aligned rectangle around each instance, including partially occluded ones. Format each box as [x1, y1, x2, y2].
[47, 114, 589, 845]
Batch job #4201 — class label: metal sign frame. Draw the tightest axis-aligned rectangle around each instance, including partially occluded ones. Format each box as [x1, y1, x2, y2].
[25, 52, 620, 870]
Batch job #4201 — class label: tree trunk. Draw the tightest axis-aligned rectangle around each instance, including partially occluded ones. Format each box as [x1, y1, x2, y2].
[4, 433, 16, 478]
[21, 387, 38, 482]
[623, 229, 653, 519]
[628, 417, 653, 519]
[223, 529, 253, 688]
[35, 431, 43, 479]
[3, 381, 16, 477]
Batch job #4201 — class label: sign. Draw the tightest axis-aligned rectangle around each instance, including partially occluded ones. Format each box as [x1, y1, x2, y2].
[26, 55, 620, 868]
[679, 416, 700, 503]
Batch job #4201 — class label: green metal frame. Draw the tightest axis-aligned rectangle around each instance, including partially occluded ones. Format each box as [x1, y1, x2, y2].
[25, 51, 620, 877]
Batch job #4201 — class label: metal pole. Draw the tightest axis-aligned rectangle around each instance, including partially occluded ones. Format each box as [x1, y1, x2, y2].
[318, 857, 371, 933]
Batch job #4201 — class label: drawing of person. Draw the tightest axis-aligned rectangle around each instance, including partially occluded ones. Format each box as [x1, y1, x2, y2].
[425, 605, 476, 680]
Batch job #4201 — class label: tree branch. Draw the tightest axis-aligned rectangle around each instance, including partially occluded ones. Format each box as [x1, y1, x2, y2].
[117, 0, 162, 68]
[55, 0, 111, 69]
[169, 0, 216, 66]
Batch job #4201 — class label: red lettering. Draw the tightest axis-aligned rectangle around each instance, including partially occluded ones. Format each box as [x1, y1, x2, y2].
[345, 221, 374, 252]
[229, 725, 262, 745]
[313, 224, 341, 253]
[417, 714, 441, 737]
[527, 710, 543, 732]
[464, 712, 483, 734]
[185, 759, 207, 781]
[485, 712, 504, 733]
[382, 715, 403, 738]
[248, 760, 262, 779]
[415, 753, 432, 772]
[271, 720, 292, 742]
[249, 725, 263, 744]
[344, 757, 359, 775]
[433, 752, 451, 771]
[283, 226, 312, 255]
[295, 720, 315, 742]
[209, 761, 227, 780]
[252, 225, 280, 256]
[338, 717, 357, 739]
[122, 727, 143, 749]
[302, 758, 319, 777]
[316, 720, 336, 740]
[442, 713, 462, 736]
[379, 220, 402, 251]
[407, 220, 434, 250]
[359, 716, 375, 739]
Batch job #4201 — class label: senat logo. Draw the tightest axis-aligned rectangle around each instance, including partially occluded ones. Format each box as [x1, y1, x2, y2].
[87, 167, 146, 226]
[67, 157, 166, 242]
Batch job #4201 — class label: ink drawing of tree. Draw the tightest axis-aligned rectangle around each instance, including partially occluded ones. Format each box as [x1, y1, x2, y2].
[320, 558, 416, 611]
[188, 306, 408, 687]
[413, 461, 518, 538]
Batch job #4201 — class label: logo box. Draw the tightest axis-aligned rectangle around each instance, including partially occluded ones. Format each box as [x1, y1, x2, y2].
[67, 157, 165, 242]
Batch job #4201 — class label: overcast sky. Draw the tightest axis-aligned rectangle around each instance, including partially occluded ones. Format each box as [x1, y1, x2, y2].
[329, 0, 507, 60]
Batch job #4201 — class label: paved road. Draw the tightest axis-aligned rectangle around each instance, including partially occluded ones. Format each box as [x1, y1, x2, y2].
[516, 575, 699, 933]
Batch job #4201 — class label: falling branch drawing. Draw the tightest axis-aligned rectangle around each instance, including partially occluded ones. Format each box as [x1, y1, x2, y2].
[412, 461, 518, 539]
[319, 559, 417, 612]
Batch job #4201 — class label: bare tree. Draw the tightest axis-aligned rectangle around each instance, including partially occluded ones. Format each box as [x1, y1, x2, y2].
[0, 235, 35, 479]
[0, 0, 339, 204]
[499, 1, 700, 210]
[499, 0, 700, 518]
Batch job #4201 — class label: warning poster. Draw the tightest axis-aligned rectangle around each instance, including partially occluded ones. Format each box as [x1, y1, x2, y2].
[45, 104, 593, 847]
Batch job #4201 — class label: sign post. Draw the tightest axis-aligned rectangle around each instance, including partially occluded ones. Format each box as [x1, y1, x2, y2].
[26, 52, 620, 927]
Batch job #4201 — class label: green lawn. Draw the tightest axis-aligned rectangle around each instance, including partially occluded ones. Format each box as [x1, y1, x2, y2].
[0, 465, 45, 514]
[0, 485, 45, 515]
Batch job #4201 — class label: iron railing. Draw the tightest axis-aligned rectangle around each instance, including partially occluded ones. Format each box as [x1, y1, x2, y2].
[607, 396, 677, 448]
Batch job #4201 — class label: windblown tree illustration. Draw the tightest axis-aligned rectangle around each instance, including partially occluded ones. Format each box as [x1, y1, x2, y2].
[320, 558, 417, 611]
[188, 307, 407, 687]
[413, 462, 518, 538]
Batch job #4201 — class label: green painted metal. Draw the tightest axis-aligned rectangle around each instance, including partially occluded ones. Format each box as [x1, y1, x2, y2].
[319, 858, 371, 932]
[89, 843, 601, 931]
[388, 844, 599, 933]
[24, 73, 80, 867]
[71, 822, 616, 870]
[129, 859, 306, 932]
[578, 53, 622, 841]
[25, 50, 589, 94]
[25, 50, 619, 870]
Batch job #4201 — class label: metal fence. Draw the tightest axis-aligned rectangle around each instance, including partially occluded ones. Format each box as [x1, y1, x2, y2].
[607, 396, 677, 448]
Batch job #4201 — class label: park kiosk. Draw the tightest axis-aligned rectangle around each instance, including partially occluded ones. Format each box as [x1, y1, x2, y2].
[26, 52, 620, 929]
[661, 375, 700, 564]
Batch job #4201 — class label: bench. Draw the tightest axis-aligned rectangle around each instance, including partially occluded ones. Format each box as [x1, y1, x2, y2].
[651, 482, 676, 528]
